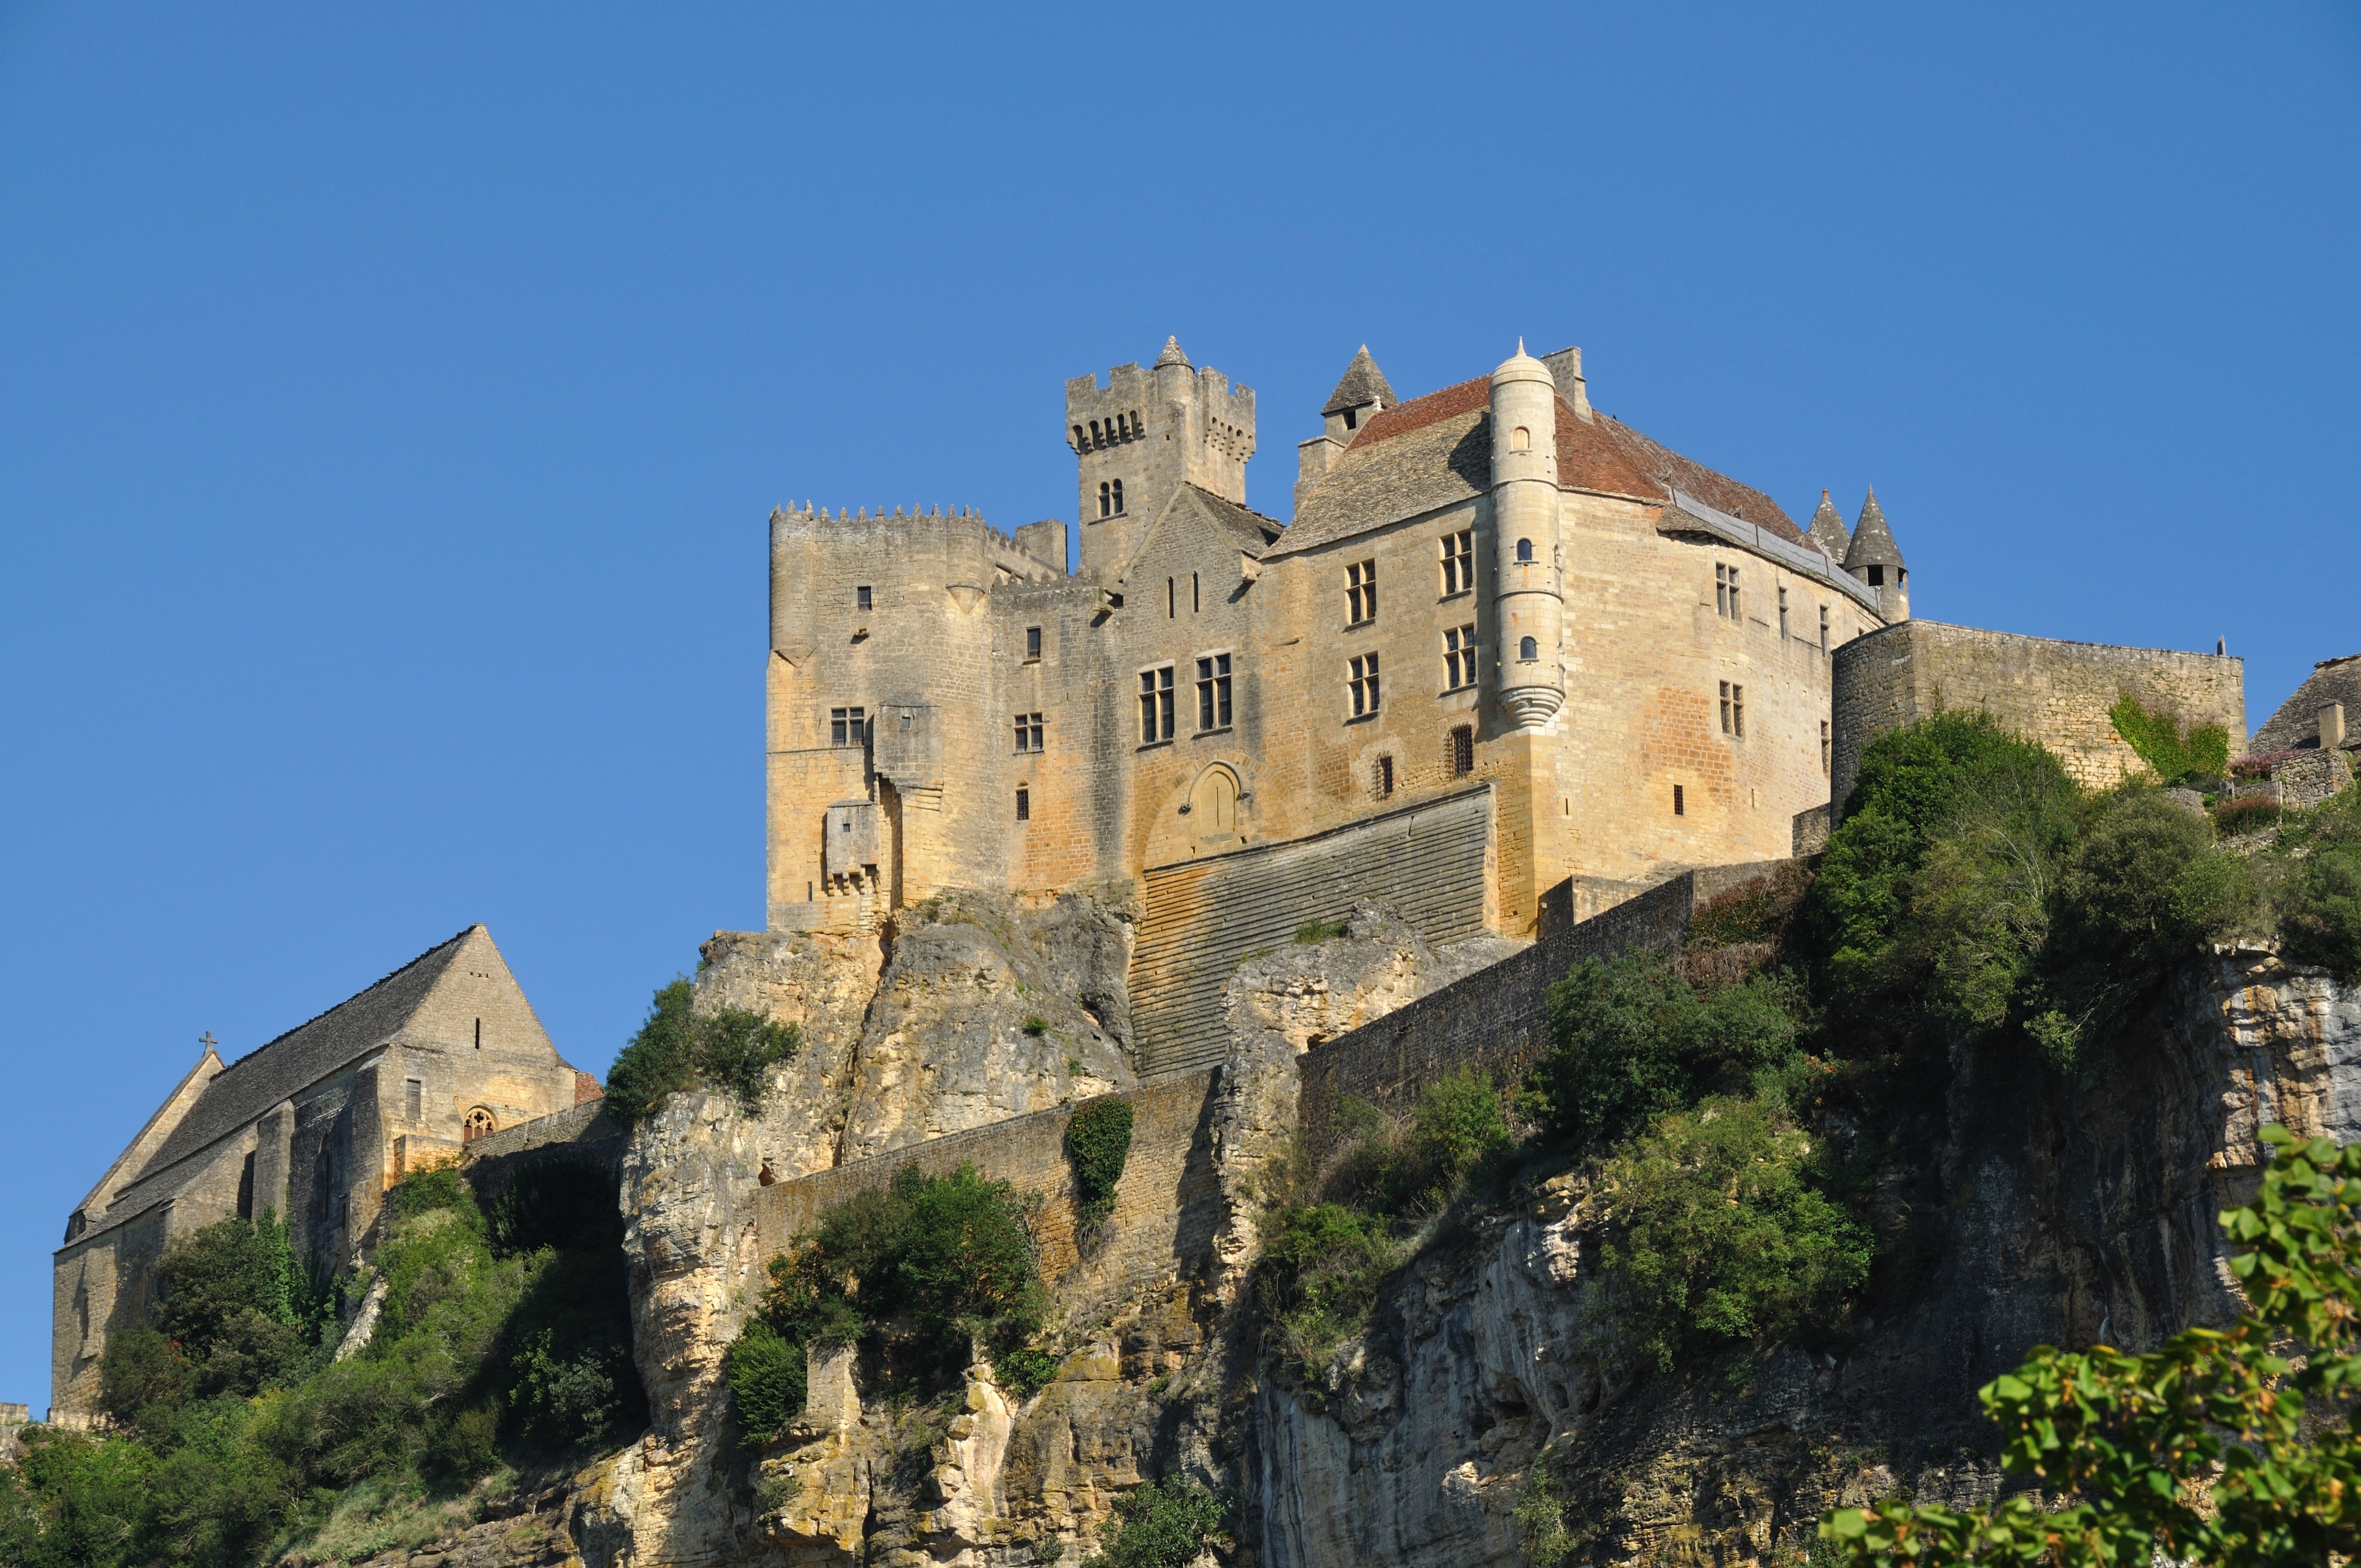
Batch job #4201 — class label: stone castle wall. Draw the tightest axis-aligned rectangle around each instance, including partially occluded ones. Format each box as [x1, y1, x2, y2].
[751, 1071, 1221, 1325]
[1294, 859, 1784, 1169]
[1831, 620, 2245, 812]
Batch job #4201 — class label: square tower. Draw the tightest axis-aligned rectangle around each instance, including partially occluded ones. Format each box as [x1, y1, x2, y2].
[1065, 335, 1255, 581]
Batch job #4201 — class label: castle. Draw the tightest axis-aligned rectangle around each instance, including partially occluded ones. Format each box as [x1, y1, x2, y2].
[764, 338, 1906, 1070]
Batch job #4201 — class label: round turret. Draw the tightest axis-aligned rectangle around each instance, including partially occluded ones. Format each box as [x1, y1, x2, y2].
[1489, 342, 1564, 728]
[1842, 486, 1908, 621]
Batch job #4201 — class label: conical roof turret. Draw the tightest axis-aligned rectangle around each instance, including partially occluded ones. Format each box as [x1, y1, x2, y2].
[1321, 345, 1397, 416]
[1842, 486, 1905, 571]
[1806, 489, 1851, 560]
[1153, 335, 1192, 370]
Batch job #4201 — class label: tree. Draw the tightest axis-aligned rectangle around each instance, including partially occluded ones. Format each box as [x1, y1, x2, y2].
[1821, 1125, 2361, 1566]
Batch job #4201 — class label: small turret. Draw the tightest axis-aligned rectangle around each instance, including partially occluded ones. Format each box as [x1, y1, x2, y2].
[1296, 344, 1396, 513]
[1489, 342, 1564, 729]
[1842, 486, 1908, 620]
[1805, 489, 1851, 562]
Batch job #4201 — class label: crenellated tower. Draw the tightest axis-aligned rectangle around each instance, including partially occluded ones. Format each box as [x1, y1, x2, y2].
[1488, 343, 1564, 728]
[1065, 336, 1255, 581]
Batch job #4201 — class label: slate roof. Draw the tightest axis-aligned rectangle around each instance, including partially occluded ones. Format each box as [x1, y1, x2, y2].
[1806, 491, 1852, 560]
[1154, 335, 1191, 370]
[1271, 373, 1798, 558]
[1321, 346, 1397, 415]
[1842, 487, 1905, 571]
[131, 927, 476, 1183]
[2254, 654, 2361, 755]
[1185, 486, 1284, 553]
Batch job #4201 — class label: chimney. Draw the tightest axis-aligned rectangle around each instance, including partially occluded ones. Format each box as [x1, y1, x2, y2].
[2324, 703, 2348, 752]
[1539, 347, 1592, 422]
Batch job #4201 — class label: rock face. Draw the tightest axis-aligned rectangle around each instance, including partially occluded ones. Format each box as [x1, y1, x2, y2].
[1247, 950, 2361, 1568]
[485, 918, 2355, 1568]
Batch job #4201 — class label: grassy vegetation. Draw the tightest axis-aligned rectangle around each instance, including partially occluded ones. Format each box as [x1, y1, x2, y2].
[2107, 693, 2231, 783]
[602, 978, 802, 1124]
[726, 1162, 1057, 1445]
[0, 1163, 641, 1567]
[1292, 915, 1351, 944]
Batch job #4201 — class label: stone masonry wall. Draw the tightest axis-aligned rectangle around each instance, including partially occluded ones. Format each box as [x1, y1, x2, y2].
[752, 1070, 1220, 1326]
[1294, 860, 1785, 1169]
[1831, 619, 2246, 813]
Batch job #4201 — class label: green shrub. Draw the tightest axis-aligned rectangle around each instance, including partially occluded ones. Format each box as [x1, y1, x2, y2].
[993, 1345, 1060, 1401]
[604, 979, 802, 1124]
[723, 1321, 808, 1444]
[1293, 915, 1350, 944]
[1347, 1067, 1515, 1215]
[1080, 1475, 1229, 1568]
[1064, 1096, 1134, 1233]
[1022, 1015, 1051, 1036]
[2211, 795, 2283, 837]
[2281, 822, 2361, 978]
[488, 1158, 620, 1256]
[1598, 1097, 1872, 1371]
[733, 1162, 1051, 1430]
[1526, 950, 1801, 1149]
[2033, 788, 2257, 1069]
[2109, 692, 2231, 783]
[1251, 1202, 1396, 1378]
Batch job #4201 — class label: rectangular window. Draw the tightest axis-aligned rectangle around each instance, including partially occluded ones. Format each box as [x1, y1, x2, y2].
[1139, 666, 1174, 743]
[1014, 712, 1044, 752]
[1167, 577, 1176, 618]
[1347, 559, 1378, 625]
[1715, 563, 1741, 620]
[1440, 530, 1475, 595]
[1868, 564, 1885, 587]
[1348, 652, 1380, 717]
[1015, 787, 1030, 822]
[830, 705, 867, 747]
[857, 585, 873, 611]
[1733, 684, 1747, 736]
[1820, 719, 1831, 775]
[1720, 681, 1733, 734]
[1377, 755, 1395, 797]
[1193, 572, 1200, 613]
[1195, 653, 1232, 731]
[404, 1079, 423, 1120]
[1450, 724, 1475, 777]
[1778, 585, 1788, 638]
[1819, 605, 1830, 653]
[1025, 626, 1042, 662]
[1443, 624, 1478, 690]
[1674, 783, 1685, 815]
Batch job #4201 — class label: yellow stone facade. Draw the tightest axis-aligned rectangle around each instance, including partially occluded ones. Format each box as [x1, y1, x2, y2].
[764, 339, 1895, 972]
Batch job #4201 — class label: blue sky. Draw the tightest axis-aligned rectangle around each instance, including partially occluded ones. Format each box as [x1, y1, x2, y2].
[2, 3, 2354, 1406]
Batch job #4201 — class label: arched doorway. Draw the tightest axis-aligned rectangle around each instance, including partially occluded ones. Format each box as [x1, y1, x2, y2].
[1188, 765, 1242, 848]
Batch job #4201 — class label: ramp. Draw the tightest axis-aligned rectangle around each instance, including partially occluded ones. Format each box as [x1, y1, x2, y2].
[1129, 785, 1494, 1077]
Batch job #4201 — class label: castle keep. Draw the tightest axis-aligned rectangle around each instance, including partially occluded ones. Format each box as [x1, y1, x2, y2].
[765, 339, 1908, 1070]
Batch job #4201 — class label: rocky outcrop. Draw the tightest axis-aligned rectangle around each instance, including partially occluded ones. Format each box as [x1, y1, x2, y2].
[1247, 950, 2361, 1568]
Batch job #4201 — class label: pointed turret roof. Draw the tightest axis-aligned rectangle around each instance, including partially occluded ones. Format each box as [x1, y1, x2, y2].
[1321, 345, 1397, 415]
[1842, 486, 1905, 571]
[1153, 335, 1192, 370]
[1805, 489, 1851, 560]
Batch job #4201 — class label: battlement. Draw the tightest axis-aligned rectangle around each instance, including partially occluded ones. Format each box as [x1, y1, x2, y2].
[1066, 339, 1256, 578]
[768, 502, 1063, 579]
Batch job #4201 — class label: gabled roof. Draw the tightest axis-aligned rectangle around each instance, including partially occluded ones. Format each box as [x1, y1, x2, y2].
[129, 927, 478, 1184]
[1271, 373, 1798, 558]
[1842, 486, 1904, 571]
[2254, 653, 2361, 755]
[1321, 346, 1397, 415]
[1117, 484, 1282, 583]
[1806, 491, 1852, 560]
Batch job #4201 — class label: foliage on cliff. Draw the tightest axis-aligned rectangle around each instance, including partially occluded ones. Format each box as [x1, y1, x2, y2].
[727, 1162, 1053, 1444]
[1078, 1474, 1230, 1568]
[0, 1164, 643, 1568]
[1064, 1095, 1135, 1234]
[1824, 1125, 2361, 1567]
[603, 977, 802, 1123]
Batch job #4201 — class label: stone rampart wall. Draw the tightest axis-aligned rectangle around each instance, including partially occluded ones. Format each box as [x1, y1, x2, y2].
[1831, 620, 2245, 813]
[1294, 859, 1783, 1168]
[752, 1071, 1220, 1324]
[458, 1102, 629, 1206]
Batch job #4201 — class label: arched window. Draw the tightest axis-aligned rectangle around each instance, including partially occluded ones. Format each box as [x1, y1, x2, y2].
[1098, 482, 1112, 519]
[1511, 426, 1530, 451]
[463, 1106, 496, 1143]
[1111, 479, 1124, 514]
[1519, 635, 1538, 661]
[1516, 538, 1534, 563]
